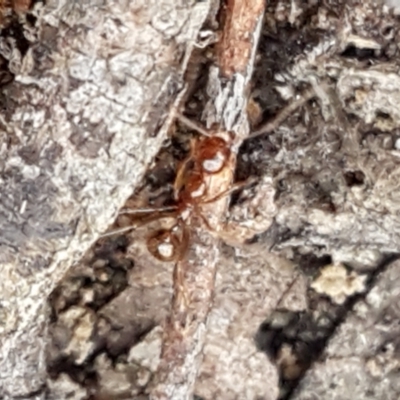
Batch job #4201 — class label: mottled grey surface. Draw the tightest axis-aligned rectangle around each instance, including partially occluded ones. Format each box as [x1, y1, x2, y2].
[293, 258, 400, 400]
[39, 0, 400, 399]
[0, 0, 211, 398]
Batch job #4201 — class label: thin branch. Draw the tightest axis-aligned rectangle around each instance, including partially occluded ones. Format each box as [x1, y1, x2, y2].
[150, 0, 266, 399]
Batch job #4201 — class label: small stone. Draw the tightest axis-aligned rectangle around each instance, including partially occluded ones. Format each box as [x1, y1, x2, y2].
[311, 263, 367, 304]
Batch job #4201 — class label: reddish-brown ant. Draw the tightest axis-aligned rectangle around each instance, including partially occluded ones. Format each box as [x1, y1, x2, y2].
[103, 118, 236, 262]
[106, 85, 314, 261]
[150, 133, 234, 260]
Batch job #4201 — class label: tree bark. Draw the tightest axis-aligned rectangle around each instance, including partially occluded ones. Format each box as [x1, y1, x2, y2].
[6, 1, 400, 400]
[0, 0, 212, 397]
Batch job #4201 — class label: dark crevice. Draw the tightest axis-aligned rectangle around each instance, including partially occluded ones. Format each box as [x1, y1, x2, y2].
[255, 253, 400, 399]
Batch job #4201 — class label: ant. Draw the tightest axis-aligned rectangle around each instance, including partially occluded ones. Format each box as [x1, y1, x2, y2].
[147, 131, 234, 261]
[103, 115, 241, 263]
[104, 81, 318, 263]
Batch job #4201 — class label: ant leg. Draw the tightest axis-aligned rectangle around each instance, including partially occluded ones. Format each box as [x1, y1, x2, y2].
[248, 87, 316, 140]
[201, 177, 258, 205]
[100, 224, 138, 238]
[176, 223, 191, 261]
[171, 224, 191, 307]
[119, 205, 177, 215]
[100, 208, 178, 238]
[173, 138, 197, 199]
[217, 175, 277, 245]
[196, 178, 258, 233]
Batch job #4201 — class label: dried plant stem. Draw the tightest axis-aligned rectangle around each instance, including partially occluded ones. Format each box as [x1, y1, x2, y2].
[150, 0, 266, 399]
[150, 225, 219, 400]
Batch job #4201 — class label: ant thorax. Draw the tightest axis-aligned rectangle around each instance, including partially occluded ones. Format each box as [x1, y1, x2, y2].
[103, 131, 236, 263]
[184, 134, 235, 230]
[175, 135, 231, 204]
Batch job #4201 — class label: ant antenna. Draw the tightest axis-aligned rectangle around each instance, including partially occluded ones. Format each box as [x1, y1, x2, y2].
[201, 177, 258, 205]
[177, 113, 213, 137]
[119, 206, 178, 215]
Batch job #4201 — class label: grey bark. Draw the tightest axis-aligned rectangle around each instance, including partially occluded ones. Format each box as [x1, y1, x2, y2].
[292, 257, 400, 400]
[0, 0, 212, 398]
[8, 0, 400, 400]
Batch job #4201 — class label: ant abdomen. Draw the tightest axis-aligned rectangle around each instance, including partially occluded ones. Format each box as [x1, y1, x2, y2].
[146, 224, 190, 262]
[146, 228, 180, 262]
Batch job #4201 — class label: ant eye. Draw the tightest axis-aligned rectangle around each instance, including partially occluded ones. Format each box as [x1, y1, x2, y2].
[146, 229, 179, 262]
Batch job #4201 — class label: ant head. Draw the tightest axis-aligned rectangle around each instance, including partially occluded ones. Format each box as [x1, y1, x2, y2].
[146, 228, 180, 262]
[197, 136, 230, 174]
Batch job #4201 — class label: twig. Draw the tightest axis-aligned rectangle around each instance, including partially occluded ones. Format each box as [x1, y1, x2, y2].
[150, 0, 266, 399]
